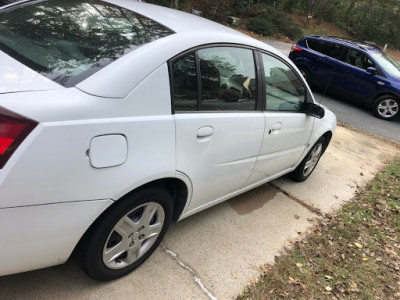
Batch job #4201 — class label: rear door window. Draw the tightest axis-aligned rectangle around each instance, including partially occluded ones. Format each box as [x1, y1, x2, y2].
[321, 43, 348, 61]
[171, 53, 198, 111]
[171, 46, 258, 112]
[198, 47, 257, 111]
[306, 39, 325, 53]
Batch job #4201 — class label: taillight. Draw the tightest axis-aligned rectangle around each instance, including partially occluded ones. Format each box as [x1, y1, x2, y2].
[290, 45, 302, 53]
[0, 107, 38, 169]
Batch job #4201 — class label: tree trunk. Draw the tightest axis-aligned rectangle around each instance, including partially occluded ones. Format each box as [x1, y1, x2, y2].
[170, 0, 178, 9]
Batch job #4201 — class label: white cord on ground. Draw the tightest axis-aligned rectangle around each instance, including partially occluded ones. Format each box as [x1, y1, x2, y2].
[161, 244, 217, 300]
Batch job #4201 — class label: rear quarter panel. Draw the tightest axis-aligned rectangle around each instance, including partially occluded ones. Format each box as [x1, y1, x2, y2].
[0, 64, 177, 208]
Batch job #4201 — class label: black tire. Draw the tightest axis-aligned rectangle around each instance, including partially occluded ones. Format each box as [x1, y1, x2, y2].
[75, 187, 173, 281]
[289, 137, 325, 182]
[298, 66, 311, 83]
[372, 95, 400, 120]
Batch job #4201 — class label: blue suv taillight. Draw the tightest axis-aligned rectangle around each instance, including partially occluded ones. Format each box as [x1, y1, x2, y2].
[290, 45, 302, 53]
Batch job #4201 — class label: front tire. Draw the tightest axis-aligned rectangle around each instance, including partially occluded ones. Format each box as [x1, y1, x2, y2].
[372, 95, 399, 120]
[75, 187, 172, 281]
[290, 137, 325, 182]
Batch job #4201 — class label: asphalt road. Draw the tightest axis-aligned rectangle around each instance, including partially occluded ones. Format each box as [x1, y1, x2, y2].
[314, 91, 400, 143]
[265, 39, 400, 144]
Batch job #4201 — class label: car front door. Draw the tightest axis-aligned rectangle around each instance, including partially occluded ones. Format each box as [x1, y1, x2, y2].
[340, 49, 382, 103]
[249, 52, 314, 184]
[171, 47, 265, 213]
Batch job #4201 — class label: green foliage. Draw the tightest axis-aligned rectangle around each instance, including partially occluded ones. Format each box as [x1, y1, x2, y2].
[269, 0, 400, 50]
[234, 0, 251, 14]
[246, 5, 303, 40]
[148, 0, 400, 50]
[247, 18, 277, 36]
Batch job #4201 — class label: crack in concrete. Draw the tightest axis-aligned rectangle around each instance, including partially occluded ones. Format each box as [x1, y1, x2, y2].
[161, 244, 217, 300]
[268, 182, 324, 217]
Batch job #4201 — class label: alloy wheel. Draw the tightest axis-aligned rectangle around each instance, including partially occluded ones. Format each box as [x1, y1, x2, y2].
[303, 142, 323, 177]
[102, 202, 165, 270]
[377, 99, 399, 118]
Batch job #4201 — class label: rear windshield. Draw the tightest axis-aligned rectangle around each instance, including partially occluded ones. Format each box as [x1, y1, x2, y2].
[0, 0, 173, 87]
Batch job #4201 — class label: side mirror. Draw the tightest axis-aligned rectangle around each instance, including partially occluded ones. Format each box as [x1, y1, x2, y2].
[367, 67, 377, 75]
[307, 103, 325, 119]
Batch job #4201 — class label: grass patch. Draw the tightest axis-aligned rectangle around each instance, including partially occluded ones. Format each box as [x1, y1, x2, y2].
[239, 158, 400, 299]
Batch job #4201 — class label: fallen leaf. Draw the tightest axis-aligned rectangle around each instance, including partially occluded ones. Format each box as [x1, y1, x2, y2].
[296, 263, 303, 268]
[362, 258, 368, 261]
[325, 275, 333, 280]
[325, 286, 332, 292]
[231, 271, 238, 279]
[354, 242, 363, 249]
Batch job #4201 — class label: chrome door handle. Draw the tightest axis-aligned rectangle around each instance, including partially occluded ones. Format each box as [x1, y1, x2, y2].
[269, 122, 282, 134]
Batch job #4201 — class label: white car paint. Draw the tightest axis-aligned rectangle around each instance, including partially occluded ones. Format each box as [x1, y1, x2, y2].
[0, 51, 61, 94]
[0, 0, 336, 277]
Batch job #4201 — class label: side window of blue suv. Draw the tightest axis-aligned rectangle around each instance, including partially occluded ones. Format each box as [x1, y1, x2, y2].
[322, 43, 348, 61]
[307, 39, 325, 53]
[307, 39, 347, 62]
[345, 49, 375, 70]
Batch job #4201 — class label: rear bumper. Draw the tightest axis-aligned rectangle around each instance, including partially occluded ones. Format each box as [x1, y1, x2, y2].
[0, 199, 113, 276]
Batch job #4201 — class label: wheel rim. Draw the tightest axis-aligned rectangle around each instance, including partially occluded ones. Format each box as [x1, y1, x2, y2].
[303, 143, 323, 177]
[377, 99, 399, 118]
[300, 69, 308, 81]
[102, 202, 165, 270]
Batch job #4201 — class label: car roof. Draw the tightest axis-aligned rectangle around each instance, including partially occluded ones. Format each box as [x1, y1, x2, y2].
[304, 35, 381, 52]
[75, 0, 283, 98]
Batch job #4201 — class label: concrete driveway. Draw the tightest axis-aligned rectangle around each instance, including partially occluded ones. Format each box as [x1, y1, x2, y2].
[1, 125, 399, 299]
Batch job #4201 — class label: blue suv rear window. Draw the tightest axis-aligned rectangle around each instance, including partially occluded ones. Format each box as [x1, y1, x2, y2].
[0, 0, 173, 87]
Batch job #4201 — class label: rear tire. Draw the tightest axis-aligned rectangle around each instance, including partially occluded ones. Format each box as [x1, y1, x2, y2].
[75, 187, 172, 281]
[298, 66, 311, 83]
[372, 95, 399, 120]
[289, 137, 325, 182]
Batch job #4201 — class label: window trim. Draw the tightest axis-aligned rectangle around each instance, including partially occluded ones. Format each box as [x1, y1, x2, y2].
[168, 43, 262, 114]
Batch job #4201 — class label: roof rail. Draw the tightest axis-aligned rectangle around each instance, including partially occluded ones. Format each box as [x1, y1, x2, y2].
[325, 36, 380, 50]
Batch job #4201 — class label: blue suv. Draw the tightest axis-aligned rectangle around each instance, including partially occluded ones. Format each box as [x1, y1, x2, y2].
[289, 36, 400, 120]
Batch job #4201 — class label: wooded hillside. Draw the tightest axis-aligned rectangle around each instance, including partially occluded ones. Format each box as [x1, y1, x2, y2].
[148, 0, 400, 50]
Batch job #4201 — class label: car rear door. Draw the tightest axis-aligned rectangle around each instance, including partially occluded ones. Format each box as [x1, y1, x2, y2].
[171, 46, 265, 212]
[248, 52, 314, 183]
[314, 42, 349, 90]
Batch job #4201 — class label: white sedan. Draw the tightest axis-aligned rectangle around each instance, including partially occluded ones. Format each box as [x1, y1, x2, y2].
[0, 0, 336, 280]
